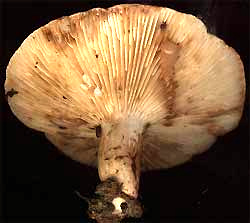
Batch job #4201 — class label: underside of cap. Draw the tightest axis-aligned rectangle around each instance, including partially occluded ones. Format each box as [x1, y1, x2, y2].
[5, 4, 245, 170]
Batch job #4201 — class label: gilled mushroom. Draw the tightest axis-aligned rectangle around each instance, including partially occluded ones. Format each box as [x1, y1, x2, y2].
[5, 4, 245, 222]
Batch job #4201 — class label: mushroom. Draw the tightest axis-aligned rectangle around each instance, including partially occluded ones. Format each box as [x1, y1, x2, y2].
[5, 4, 245, 222]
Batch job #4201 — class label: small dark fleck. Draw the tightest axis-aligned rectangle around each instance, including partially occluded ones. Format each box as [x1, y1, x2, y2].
[95, 54, 99, 58]
[120, 202, 128, 213]
[128, 29, 130, 33]
[63, 96, 67, 99]
[160, 21, 167, 30]
[34, 65, 38, 68]
[104, 158, 110, 161]
[35, 61, 39, 64]
[59, 126, 67, 129]
[6, 88, 18, 98]
[115, 169, 119, 174]
[96, 125, 102, 138]
[144, 122, 151, 129]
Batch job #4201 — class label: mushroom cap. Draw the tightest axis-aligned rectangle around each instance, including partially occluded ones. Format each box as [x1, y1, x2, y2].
[5, 4, 245, 170]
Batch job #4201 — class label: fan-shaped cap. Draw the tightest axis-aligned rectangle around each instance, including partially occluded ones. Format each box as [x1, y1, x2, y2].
[5, 4, 245, 170]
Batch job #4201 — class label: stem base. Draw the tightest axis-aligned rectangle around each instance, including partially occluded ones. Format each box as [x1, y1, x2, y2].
[88, 178, 143, 223]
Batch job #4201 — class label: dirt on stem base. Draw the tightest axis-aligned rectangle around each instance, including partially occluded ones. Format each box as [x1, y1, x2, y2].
[87, 178, 143, 223]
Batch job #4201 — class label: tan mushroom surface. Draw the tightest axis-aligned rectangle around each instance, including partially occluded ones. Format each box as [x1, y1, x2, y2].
[5, 3, 245, 203]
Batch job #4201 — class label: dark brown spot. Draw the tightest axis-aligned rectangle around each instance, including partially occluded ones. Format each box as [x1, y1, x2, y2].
[6, 88, 18, 98]
[115, 169, 119, 174]
[160, 21, 167, 30]
[35, 61, 38, 64]
[95, 54, 99, 58]
[145, 122, 150, 129]
[96, 125, 102, 138]
[34, 65, 38, 68]
[143, 123, 151, 135]
[128, 29, 130, 33]
[104, 158, 110, 161]
[63, 96, 67, 99]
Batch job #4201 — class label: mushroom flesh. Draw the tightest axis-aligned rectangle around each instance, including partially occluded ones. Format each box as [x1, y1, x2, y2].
[5, 4, 245, 222]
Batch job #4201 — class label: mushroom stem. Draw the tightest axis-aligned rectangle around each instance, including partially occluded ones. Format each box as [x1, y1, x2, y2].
[98, 119, 144, 198]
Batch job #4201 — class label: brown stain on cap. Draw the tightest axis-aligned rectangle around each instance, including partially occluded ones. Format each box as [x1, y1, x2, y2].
[42, 16, 78, 50]
[6, 88, 18, 98]
[207, 123, 225, 136]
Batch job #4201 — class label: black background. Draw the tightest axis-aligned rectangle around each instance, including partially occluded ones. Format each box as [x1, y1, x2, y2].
[1, 0, 249, 223]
